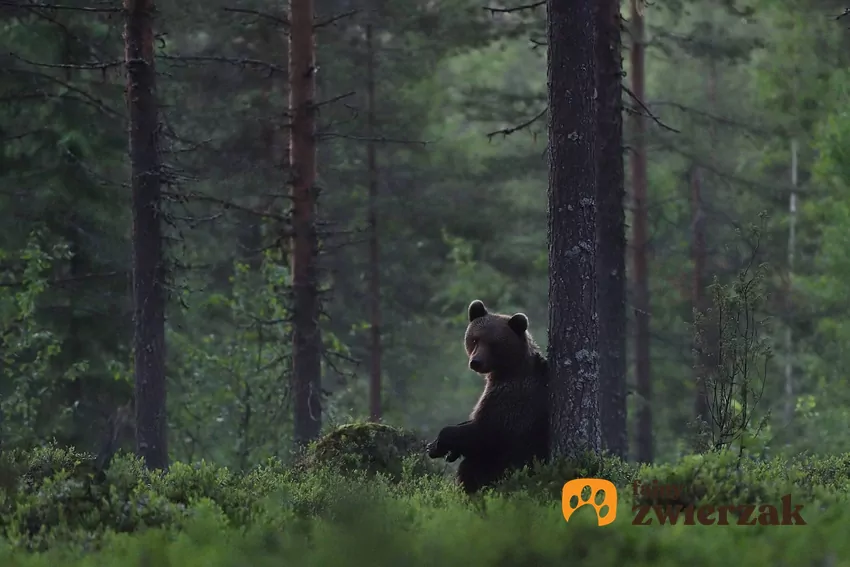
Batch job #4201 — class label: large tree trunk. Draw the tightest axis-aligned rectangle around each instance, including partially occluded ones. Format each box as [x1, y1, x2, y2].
[289, 0, 322, 447]
[596, 0, 628, 459]
[366, 22, 383, 423]
[629, 0, 652, 464]
[125, 0, 167, 470]
[546, 0, 601, 458]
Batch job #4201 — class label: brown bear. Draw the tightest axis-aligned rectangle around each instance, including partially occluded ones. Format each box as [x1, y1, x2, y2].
[426, 299, 549, 494]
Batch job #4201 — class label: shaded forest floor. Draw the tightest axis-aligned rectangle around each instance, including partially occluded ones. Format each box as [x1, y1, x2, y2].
[1, 424, 849, 566]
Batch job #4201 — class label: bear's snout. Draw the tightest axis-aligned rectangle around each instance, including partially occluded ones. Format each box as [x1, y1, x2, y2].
[469, 357, 485, 373]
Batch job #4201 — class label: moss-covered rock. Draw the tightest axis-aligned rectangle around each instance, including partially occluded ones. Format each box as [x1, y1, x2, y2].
[299, 422, 441, 482]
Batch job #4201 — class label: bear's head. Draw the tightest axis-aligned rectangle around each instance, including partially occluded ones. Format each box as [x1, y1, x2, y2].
[464, 299, 533, 375]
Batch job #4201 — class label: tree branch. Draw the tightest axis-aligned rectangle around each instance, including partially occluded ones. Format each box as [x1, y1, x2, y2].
[622, 85, 679, 133]
[158, 54, 286, 75]
[314, 10, 357, 28]
[222, 7, 289, 27]
[9, 52, 122, 71]
[483, 1, 545, 14]
[162, 190, 290, 222]
[0, 271, 125, 288]
[317, 132, 429, 145]
[486, 107, 546, 138]
[0, 1, 120, 12]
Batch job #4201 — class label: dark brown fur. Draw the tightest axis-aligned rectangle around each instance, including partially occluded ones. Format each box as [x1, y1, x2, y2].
[427, 299, 549, 494]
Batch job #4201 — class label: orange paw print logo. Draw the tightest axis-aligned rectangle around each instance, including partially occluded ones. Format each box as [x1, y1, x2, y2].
[561, 479, 617, 526]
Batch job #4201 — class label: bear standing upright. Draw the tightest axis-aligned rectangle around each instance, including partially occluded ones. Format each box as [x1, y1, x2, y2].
[427, 299, 549, 494]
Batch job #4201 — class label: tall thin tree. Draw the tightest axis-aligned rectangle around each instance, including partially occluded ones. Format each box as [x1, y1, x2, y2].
[693, 62, 717, 434]
[690, 163, 710, 428]
[289, 0, 322, 446]
[125, 0, 167, 469]
[784, 138, 797, 425]
[629, 0, 652, 463]
[365, 18, 383, 423]
[596, 0, 628, 458]
[547, 0, 601, 458]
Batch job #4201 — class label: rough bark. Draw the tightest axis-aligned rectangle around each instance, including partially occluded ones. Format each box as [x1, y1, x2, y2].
[289, 0, 322, 447]
[629, 0, 652, 464]
[546, 0, 601, 459]
[366, 22, 383, 423]
[125, 0, 167, 470]
[596, 0, 628, 458]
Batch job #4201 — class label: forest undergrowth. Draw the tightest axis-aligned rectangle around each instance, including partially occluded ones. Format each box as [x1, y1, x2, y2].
[1, 423, 849, 566]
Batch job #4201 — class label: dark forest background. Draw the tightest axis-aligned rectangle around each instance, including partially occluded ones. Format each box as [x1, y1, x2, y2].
[2, 0, 850, 471]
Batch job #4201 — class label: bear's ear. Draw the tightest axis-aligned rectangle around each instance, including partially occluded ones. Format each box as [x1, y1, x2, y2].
[468, 300, 488, 321]
[508, 313, 529, 335]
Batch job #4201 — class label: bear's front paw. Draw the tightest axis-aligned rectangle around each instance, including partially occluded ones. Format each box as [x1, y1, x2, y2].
[428, 427, 464, 461]
[427, 439, 448, 459]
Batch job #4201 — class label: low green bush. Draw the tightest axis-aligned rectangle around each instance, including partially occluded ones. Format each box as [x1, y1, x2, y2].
[0, 444, 262, 550]
[494, 450, 639, 501]
[497, 448, 850, 511]
[2, 434, 850, 564]
[0, 424, 452, 550]
[789, 452, 850, 492]
[631, 450, 850, 512]
[0, 486, 848, 566]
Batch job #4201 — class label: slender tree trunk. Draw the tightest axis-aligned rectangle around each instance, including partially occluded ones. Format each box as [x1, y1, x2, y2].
[289, 0, 322, 447]
[125, 0, 167, 470]
[236, 203, 263, 270]
[784, 138, 797, 425]
[629, 0, 652, 464]
[690, 164, 710, 427]
[596, 0, 627, 459]
[693, 62, 717, 433]
[365, 22, 383, 423]
[239, 75, 277, 272]
[65, 223, 86, 447]
[546, 0, 601, 458]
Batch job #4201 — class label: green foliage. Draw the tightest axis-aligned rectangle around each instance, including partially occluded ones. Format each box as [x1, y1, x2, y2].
[1, 445, 850, 564]
[0, 444, 254, 551]
[166, 258, 294, 468]
[0, 233, 89, 449]
[777, 62, 850, 455]
[494, 452, 639, 502]
[691, 238, 773, 454]
[630, 450, 848, 510]
[4, 0, 850, 493]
